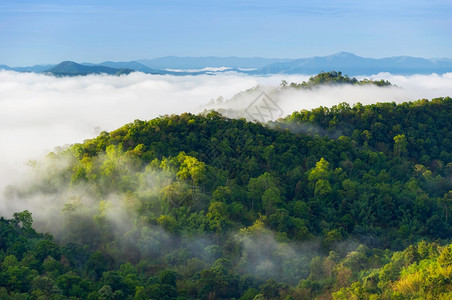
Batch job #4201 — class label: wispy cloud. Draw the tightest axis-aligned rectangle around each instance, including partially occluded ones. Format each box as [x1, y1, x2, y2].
[1, 71, 451, 214]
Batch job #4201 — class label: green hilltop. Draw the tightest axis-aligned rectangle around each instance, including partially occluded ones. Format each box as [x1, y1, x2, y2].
[280, 71, 392, 89]
[1, 96, 452, 299]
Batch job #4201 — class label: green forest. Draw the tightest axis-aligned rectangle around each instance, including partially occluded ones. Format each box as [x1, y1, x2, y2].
[280, 71, 392, 88]
[1, 89, 452, 299]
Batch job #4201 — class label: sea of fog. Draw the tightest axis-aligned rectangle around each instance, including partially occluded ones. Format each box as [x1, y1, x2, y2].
[1, 70, 452, 215]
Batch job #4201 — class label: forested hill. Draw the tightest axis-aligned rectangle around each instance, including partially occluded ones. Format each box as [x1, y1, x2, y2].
[280, 71, 392, 88]
[280, 97, 451, 162]
[1, 97, 452, 299]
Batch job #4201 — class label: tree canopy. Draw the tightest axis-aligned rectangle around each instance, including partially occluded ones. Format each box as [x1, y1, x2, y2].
[1, 95, 451, 299]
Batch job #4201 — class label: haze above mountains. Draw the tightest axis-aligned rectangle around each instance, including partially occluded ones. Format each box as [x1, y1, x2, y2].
[1, 52, 452, 76]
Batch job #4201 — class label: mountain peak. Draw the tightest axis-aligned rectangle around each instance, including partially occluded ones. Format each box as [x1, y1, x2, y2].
[59, 60, 78, 65]
[330, 51, 357, 58]
[47, 61, 133, 76]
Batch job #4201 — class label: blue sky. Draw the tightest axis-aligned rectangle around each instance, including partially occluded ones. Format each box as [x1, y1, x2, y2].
[1, 0, 451, 66]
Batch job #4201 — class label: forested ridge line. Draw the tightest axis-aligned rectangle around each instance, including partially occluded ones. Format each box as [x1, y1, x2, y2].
[1, 96, 451, 299]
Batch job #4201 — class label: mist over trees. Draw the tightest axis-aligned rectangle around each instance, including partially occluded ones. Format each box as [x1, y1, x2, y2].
[280, 71, 392, 89]
[1, 95, 452, 299]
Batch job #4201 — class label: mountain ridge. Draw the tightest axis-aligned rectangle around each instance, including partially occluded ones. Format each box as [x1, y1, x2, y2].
[1, 52, 452, 76]
[252, 52, 452, 75]
[46, 61, 134, 76]
[2, 97, 451, 299]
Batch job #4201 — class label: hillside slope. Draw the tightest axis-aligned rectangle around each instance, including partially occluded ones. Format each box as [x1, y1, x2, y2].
[1, 97, 451, 299]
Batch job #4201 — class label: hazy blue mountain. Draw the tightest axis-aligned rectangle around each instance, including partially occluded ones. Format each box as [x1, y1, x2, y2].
[3, 53, 452, 76]
[253, 52, 452, 75]
[13, 64, 56, 72]
[83, 61, 244, 75]
[0, 64, 56, 72]
[94, 61, 160, 74]
[46, 61, 134, 76]
[137, 56, 291, 70]
[429, 57, 452, 68]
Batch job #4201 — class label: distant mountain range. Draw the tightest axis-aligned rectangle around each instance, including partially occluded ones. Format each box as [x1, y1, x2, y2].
[251, 52, 452, 75]
[136, 56, 291, 70]
[1, 52, 452, 76]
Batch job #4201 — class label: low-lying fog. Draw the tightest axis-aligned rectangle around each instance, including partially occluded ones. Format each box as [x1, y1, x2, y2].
[1, 70, 452, 214]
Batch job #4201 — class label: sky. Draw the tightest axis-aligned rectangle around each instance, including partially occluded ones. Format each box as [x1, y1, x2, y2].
[1, 0, 452, 66]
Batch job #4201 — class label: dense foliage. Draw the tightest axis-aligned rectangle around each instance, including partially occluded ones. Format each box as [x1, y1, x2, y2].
[1, 96, 451, 299]
[280, 71, 392, 89]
